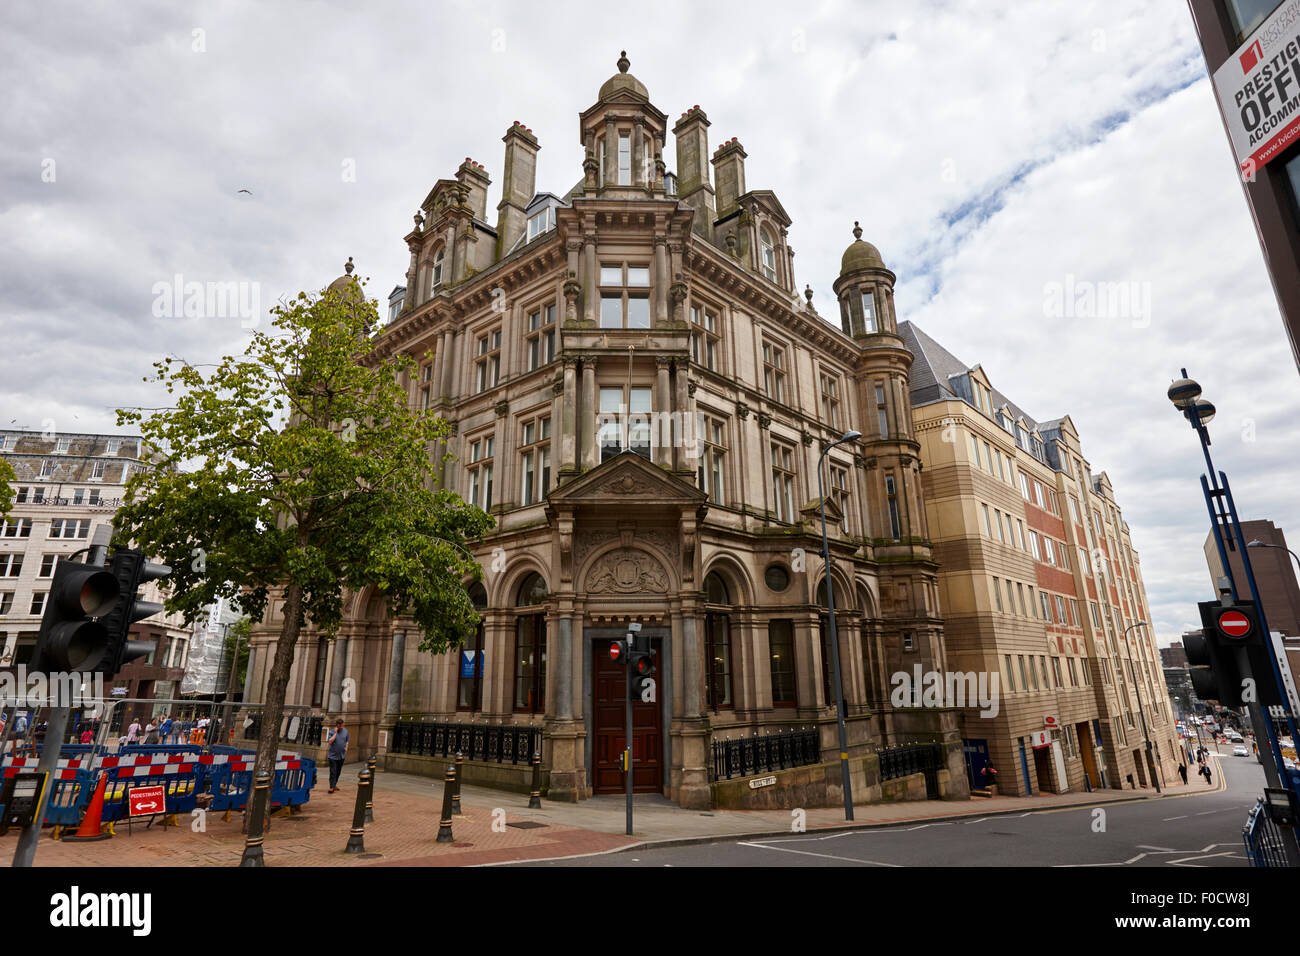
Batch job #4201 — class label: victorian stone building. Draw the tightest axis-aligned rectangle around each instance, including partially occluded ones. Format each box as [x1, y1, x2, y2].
[246, 54, 965, 808]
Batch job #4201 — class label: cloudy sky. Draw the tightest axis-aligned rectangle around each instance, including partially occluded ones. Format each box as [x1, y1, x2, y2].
[3, 0, 1298, 645]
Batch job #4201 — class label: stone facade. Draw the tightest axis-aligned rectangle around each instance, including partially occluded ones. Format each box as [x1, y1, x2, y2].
[245, 54, 966, 808]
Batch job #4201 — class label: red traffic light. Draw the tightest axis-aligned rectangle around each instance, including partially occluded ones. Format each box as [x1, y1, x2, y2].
[633, 654, 653, 677]
[609, 641, 624, 663]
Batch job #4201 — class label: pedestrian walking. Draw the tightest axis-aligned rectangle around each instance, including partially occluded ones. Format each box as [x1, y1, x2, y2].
[326, 718, 349, 793]
[125, 718, 142, 745]
[1200, 763, 1213, 786]
[1177, 763, 1188, 785]
[159, 714, 173, 744]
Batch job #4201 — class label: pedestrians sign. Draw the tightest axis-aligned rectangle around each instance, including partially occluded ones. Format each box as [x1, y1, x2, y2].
[1217, 609, 1252, 639]
[128, 784, 166, 818]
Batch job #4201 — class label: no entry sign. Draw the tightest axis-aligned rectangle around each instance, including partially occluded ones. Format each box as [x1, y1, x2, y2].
[1217, 609, 1253, 639]
[128, 785, 166, 817]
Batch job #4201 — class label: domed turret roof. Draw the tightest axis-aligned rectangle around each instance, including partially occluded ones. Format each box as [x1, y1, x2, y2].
[840, 221, 887, 275]
[599, 51, 648, 101]
[327, 256, 363, 297]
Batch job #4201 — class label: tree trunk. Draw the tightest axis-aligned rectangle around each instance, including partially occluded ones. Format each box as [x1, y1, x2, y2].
[249, 580, 305, 833]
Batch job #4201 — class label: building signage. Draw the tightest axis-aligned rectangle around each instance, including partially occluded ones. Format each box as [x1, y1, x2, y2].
[1212, 0, 1300, 174]
[1029, 730, 1051, 749]
[128, 785, 166, 817]
[460, 650, 482, 679]
[1043, 715, 1059, 730]
[748, 775, 777, 789]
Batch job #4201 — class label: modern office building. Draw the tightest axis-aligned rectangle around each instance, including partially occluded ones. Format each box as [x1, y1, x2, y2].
[904, 323, 1183, 794]
[1204, 519, 1300, 635]
[1188, 0, 1300, 371]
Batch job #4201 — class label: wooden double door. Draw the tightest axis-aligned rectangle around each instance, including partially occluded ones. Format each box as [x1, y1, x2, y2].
[592, 638, 663, 794]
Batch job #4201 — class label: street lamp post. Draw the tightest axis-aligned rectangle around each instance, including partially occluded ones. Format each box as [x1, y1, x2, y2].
[1168, 370, 1300, 863]
[1122, 621, 1161, 793]
[818, 429, 861, 822]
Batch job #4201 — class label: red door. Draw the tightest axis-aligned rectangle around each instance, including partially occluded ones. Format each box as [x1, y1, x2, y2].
[592, 640, 663, 794]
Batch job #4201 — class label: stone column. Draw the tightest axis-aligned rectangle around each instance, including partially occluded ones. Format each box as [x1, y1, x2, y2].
[560, 355, 578, 474]
[654, 357, 671, 468]
[583, 233, 598, 324]
[680, 614, 701, 718]
[672, 358, 690, 472]
[653, 238, 669, 326]
[327, 637, 349, 714]
[604, 118, 618, 186]
[386, 630, 406, 715]
[431, 329, 448, 400]
[556, 616, 573, 718]
[581, 356, 598, 471]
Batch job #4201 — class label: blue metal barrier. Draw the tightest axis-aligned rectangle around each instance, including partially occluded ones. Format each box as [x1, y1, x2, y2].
[1242, 798, 1288, 867]
[100, 768, 200, 823]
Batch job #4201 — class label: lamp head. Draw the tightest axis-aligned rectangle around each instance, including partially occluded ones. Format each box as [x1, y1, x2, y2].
[840, 430, 862, 443]
[1168, 377, 1201, 410]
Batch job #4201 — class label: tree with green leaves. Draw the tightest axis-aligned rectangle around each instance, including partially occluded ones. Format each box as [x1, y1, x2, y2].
[114, 276, 493, 793]
[0, 456, 14, 519]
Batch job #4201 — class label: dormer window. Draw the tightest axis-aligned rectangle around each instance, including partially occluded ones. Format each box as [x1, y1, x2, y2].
[760, 228, 777, 282]
[527, 206, 556, 241]
[861, 290, 877, 333]
[55, 438, 71, 455]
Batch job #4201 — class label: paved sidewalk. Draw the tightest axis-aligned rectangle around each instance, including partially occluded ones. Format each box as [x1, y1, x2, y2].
[7, 758, 1200, 867]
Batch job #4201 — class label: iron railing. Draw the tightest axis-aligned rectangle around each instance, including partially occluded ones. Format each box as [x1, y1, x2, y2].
[1243, 798, 1288, 867]
[879, 743, 945, 798]
[710, 728, 821, 781]
[389, 719, 539, 764]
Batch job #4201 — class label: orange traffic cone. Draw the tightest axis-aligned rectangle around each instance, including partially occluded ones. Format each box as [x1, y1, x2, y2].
[62, 772, 112, 842]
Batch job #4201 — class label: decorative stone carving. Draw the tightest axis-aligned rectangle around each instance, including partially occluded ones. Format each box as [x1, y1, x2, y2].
[687, 381, 698, 396]
[606, 474, 655, 495]
[495, 400, 509, 417]
[585, 549, 670, 594]
[736, 402, 750, 420]
[801, 430, 814, 447]
[757, 412, 772, 430]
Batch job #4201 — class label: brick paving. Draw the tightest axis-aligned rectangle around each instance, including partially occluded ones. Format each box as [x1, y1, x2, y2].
[4, 759, 1201, 867]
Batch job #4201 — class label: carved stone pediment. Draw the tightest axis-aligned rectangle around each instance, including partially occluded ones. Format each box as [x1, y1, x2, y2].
[584, 548, 670, 594]
[547, 450, 707, 507]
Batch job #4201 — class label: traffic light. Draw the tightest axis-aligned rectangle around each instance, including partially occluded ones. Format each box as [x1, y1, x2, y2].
[96, 549, 172, 677]
[1191, 600, 1282, 708]
[30, 559, 120, 673]
[629, 631, 656, 699]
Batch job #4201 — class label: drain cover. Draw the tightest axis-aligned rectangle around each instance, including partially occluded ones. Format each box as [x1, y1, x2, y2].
[507, 821, 549, 829]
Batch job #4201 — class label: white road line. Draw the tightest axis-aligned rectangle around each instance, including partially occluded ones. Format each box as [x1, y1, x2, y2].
[1168, 851, 1239, 866]
[1162, 815, 1188, 821]
[963, 818, 989, 825]
[737, 841, 901, 866]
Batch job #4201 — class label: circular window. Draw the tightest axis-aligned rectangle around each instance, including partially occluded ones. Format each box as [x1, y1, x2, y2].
[764, 564, 790, 592]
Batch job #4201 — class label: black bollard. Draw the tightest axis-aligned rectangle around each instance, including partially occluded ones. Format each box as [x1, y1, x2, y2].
[451, 751, 464, 815]
[344, 769, 371, 854]
[436, 764, 455, 843]
[528, 750, 542, 809]
[239, 770, 273, 867]
[365, 754, 377, 824]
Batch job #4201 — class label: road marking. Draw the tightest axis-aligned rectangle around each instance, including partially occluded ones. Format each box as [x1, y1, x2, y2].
[1168, 851, 1239, 866]
[737, 841, 901, 866]
[963, 818, 989, 825]
[1162, 815, 1188, 821]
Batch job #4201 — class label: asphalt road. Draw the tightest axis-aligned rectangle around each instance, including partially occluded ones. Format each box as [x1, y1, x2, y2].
[516, 752, 1267, 867]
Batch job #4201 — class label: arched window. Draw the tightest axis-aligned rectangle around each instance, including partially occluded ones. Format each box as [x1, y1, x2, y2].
[513, 573, 547, 714]
[458, 583, 488, 711]
[431, 247, 445, 293]
[759, 228, 777, 283]
[703, 571, 732, 710]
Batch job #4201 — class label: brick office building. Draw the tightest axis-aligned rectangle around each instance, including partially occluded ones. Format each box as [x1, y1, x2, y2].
[903, 324, 1182, 794]
[245, 54, 968, 809]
